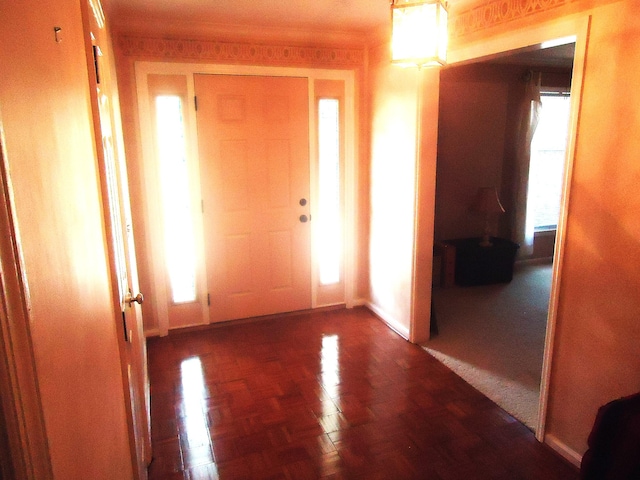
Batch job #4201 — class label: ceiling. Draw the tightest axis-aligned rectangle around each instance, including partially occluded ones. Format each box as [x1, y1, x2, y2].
[103, 0, 574, 68]
[486, 42, 575, 69]
[105, 0, 392, 34]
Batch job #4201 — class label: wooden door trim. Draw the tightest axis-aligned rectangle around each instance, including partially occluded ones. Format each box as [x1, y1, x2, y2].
[135, 62, 358, 334]
[137, 73, 208, 335]
[0, 119, 53, 480]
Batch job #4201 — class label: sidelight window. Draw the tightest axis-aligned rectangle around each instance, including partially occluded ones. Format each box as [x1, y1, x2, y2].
[155, 95, 197, 303]
[317, 99, 341, 285]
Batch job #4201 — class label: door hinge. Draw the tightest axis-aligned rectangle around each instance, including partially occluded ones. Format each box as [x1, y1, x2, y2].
[122, 311, 129, 343]
[92, 45, 102, 85]
[207, 293, 210, 306]
[194, 95, 198, 111]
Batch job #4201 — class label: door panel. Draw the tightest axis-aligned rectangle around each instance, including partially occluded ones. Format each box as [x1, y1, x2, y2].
[97, 71, 151, 479]
[195, 75, 311, 322]
[87, 10, 151, 476]
[269, 230, 293, 288]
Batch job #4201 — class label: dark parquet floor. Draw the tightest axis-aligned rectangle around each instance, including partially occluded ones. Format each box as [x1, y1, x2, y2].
[146, 307, 579, 479]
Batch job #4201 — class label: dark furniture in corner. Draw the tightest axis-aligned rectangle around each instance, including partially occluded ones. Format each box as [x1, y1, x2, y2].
[581, 392, 640, 479]
[444, 237, 519, 286]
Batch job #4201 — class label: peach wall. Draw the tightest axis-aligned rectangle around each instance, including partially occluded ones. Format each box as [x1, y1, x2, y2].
[544, 0, 640, 455]
[0, 0, 133, 478]
[367, 43, 438, 341]
[368, 45, 418, 339]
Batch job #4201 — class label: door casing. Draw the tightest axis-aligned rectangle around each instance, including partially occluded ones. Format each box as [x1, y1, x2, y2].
[447, 14, 590, 446]
[135, 62, 358, 336]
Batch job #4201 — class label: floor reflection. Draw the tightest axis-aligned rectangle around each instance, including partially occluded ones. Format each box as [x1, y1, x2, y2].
[148, 308, 577, 479]
[179, 357, 214, 465]
[321, 334, 340, 399]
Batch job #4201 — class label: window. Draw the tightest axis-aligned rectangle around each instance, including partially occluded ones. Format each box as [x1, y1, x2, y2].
[155, 95, 197, 303]
[317, 98, 341, 285]
[527, 92, 571, 231]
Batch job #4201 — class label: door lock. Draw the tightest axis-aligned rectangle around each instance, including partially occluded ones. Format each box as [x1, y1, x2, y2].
[127, 292, 144, 306]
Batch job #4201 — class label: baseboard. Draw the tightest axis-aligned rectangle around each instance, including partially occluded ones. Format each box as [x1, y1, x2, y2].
[349, 297, 368, 308]
[145, 305, 354, 338]
[365, 302, 410, 340]
[515, 256, 553, 266]
[544, 433, 582, 468]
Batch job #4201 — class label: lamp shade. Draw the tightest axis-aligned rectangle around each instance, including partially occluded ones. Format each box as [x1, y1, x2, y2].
[391, 0, 448, 67]
[471, 186, 505, 215]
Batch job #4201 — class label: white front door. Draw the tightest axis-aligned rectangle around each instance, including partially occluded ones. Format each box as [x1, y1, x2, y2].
[195, 74, 312, 322]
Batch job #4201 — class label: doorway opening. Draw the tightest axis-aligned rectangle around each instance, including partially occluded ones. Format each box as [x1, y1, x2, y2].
[428, 39, 577, 433]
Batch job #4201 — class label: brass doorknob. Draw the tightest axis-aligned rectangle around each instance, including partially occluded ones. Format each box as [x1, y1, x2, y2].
[127, 292, 144, 306]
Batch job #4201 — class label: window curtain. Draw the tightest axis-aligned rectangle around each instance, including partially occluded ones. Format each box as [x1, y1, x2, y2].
[513, 72, 542, 256]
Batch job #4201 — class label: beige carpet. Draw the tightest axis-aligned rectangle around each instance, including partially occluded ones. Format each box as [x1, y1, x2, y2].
[423, 260, 552, 431]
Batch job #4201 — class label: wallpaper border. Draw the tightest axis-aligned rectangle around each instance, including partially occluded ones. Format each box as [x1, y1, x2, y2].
[452, 0, 578, 38]
[118, 35, 364, 67]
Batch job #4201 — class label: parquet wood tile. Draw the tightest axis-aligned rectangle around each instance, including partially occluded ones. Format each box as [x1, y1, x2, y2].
[147, 307, 578, 479]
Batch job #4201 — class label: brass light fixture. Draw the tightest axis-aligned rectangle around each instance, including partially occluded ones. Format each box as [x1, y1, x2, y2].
[390, 0, 449, 67]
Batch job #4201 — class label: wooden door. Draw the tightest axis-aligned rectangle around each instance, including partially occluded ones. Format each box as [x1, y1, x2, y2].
[98, 90, 150, 475]
[195, 75, 311, 322]
[86, 7, 151, 477]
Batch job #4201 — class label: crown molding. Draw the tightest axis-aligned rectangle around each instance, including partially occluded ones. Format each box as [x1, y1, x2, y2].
[451, 0, 578, 38]
[117, 35, 365, 67]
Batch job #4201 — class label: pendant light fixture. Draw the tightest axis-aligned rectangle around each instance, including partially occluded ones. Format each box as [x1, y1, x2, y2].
[391, 0, 449, 67]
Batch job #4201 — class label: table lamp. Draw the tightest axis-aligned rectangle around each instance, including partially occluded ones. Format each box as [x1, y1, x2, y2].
[471, 186, 505, 247]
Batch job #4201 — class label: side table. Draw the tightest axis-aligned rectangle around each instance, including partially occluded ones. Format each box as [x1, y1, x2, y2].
[444, 237, 519, 286]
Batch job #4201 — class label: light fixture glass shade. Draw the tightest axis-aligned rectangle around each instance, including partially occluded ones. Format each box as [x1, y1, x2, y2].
[391, 0, 448, 67]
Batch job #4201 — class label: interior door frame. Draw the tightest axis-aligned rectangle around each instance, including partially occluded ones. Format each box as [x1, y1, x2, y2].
[447, 14, 590, 452]
[0, 119, 53, 480]
[135, 61, 358, 335]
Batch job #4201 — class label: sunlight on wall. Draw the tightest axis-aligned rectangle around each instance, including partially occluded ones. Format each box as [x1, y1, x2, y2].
[369, 69, 419, 335]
